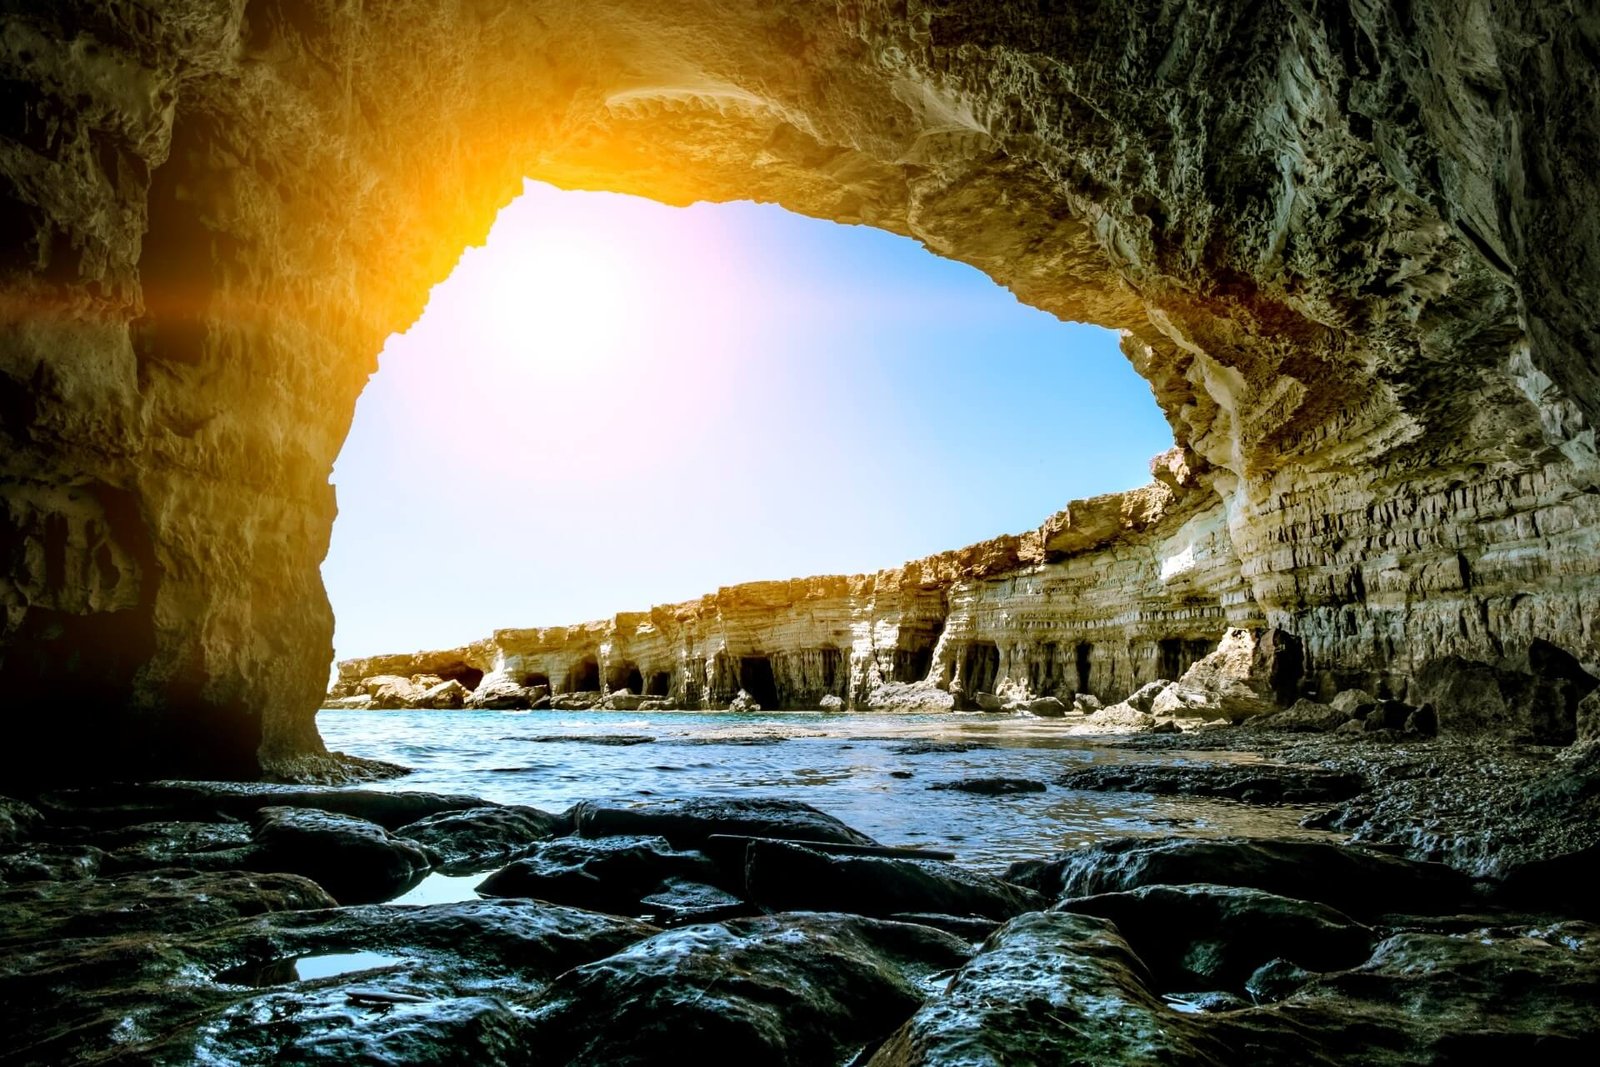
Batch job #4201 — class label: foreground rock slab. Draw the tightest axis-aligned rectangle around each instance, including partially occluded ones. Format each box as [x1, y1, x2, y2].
[252, 806, 434, 904]
[521, 914, 971, 1065]
[572, 797, 880, 849]
[1056, 762, 1366, 805]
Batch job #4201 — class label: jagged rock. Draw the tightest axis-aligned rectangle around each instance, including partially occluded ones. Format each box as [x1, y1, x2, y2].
[0, 844, 105, 883]
[1072, 703, 1175, 734]
[1330, 690, 1377, 714]
[92, 820, 256, 873]
[605, 690, 645, 710]
[1071, 692, 1105, 713]
[818, 694, 845, 712]
[1006, 837, 1472, 919]
[412, 678, 468, 709]
[637, 877, 748, 923]
[521, 914, 970, 1065]
[1412, 647, 1595, 744]
[251, 807, 434, 904]
[974, 692, 1013, 712]
[1055, 763, 1366, 805]
[1579, 691, 1600, 743]
[364, 675, 426, 710]
[1156, 628, 1296, 719]
[465, 673, 535, 710]
[727, 690, 762, 713]
[1247, 698, 1352, 733]
[323, 694, 374, 710]
[744, 840, 1045, 921]
[1056, 884, 1377, 993]
[393, 805, 570, 871]
[865, 682, 956, 712]
[1025, 696, 1067, 717]
[476, 835, 725, 915]
[35, 783, 487, 830]
[1124, 681, 1172, 714]
[571, 797, 878, 850]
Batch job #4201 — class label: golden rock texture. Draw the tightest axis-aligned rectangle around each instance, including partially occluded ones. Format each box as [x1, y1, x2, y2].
[4, 2, 1599, 776]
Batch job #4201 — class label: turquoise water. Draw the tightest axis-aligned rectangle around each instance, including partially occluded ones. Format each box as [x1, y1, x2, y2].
[317, 708, 1335, 870]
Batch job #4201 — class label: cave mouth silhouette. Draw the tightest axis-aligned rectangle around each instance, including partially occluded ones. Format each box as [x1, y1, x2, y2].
[322, 183, 1172, 665]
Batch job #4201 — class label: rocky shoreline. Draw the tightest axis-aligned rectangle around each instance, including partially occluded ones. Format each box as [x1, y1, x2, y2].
[4, 721, 1598, 1065]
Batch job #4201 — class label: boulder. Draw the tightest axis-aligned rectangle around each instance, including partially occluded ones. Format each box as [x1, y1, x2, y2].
[1412, 646, 1595, 744]
[1071, 692, 1105, 712]
[1329, 688, 1376, 714]
[1246, 698, 1351, 733]
[1579, 690, 1600, 743]
[818, 694, 845, 712]
[364, 674, 425, 709]
[744, 839, 1045, 921]
[1157, 627, 1300, 719]
[476, 835, 725, 915]
[522, 914, 970, 1065]
[1025, 696, 1067, 717]
[464, 672, 534, 709]
[974, 692, 1013, 712]
[727, 689, 762, 712]
[412, 678, 467, 709]
[394, 805, 570, 871]
[323, 694, 374, 710]
[1073, 703, 1171, 733]
[36, 782, 487, 830]
[605, 690, 645, 711]
[572, 797, 879, 849]
[866, 682, 956, 712]
[1056, 883, 1377, 993]
[251, 806, 434, 904]
[1124, 680, 1171, 713]
[1005, 837, 1472, 919]
[868, 912, 1229, 1065]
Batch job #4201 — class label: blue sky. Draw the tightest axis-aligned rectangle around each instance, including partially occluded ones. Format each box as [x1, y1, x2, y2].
[323, 180, 1172, 658]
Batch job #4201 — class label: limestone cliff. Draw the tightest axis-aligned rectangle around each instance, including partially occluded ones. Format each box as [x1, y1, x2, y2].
[3, 2, 1599, 778]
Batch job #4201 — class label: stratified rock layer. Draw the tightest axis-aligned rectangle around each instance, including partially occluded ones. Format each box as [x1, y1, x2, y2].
[4, 2, 1600, 777]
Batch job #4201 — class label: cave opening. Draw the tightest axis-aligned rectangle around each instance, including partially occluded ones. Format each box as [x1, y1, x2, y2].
[437, 664, 485, 691]
[961, 641, 1001, 697]
[739, 656, 781, 710]
[609, 664, 644, 695]
[322, 182, 1170, 679]
[520, 671, 549, 689]
[1075, 641, 1094, 694]
[645, 671, 671, 697]
[566, 656, 600, 693]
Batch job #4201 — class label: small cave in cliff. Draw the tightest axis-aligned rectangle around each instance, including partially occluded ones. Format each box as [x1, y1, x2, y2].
[609, 664, 644, 695]
[961, 641, 1001, 696]
[1158, 637, 1217, 682]
[1075, 641, 1094, 694]
[520, 671, 550, 689]
[890, 625, 941, 684]
[645, 671, 671, 697]
[437, 664, 485, 691]
[739, 656, 781, 710]
[565, 656, 600, 693]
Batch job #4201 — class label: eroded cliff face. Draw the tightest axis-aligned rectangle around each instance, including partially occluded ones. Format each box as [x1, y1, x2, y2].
[3, 1, 1598, 778]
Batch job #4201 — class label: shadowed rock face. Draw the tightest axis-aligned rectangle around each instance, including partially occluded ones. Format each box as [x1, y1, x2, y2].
[3, 1, 1599, 780]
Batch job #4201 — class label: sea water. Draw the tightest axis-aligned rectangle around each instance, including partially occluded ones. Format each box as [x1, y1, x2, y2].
[318, 708, 1337, 870]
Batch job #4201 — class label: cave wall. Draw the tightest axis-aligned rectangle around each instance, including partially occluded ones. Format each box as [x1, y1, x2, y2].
[2, 1, 1598, 777]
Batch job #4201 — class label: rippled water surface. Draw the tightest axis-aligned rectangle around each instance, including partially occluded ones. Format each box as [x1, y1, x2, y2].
[319, 708, 1336, 868]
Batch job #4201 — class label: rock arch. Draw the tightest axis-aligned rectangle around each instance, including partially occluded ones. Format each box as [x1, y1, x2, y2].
[3, 1, 1597, 780]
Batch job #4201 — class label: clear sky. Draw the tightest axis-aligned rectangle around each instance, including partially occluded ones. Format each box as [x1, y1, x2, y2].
[323, 179, 1173, 659]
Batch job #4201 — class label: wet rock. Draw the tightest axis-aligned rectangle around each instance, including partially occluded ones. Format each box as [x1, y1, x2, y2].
[394, 805, 570, 871]
[1405, 703, 1438, 736]
[0, 844, 104, 883]
[1005, 837, 1472, 919]
[927, 777, 1048, 796]
[1025, 696, 1067, 717]
[526, 733, 656, 746]
[0, 869, 335, 946]
[0, 797, 43, 845]
[92, 819, 256, 872]
[1244, 956, 1316, 1001]
[252, 807, 434, 904]
[1075, 703, 1168, 733]
[887, 913, 1002, 941]
[572, 797, 879, 849]
[36, 782, 486, 831]
[551, 692, 603, 710]
[1056, 762, 1365, 804]
[1057, 883, 1377, 993]
[605, 691, 645, 710]
[1494, 843, 1600, 917]
[638, 877, 748, 923]
[974, 692, 1014, 712]
[868, 911, 1229, 1065]
[819, 694, 845, 712]
[1365, 699, 1418, 732]
[1579, 690, 1600, 743]
[889, 741, 997, 756]
[522, 913, 969, 1065]
[476, 835, 725, 915]
[1072, 692, 1105, 713]
[744, 839, 1045, 921]
[1247, 698, 1352, 733]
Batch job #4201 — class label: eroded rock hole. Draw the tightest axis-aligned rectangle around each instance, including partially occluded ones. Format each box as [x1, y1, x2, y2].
[645, 671, 671, 697]
[1157, 637, 1216, 682]
[608, 664, 643, 695]
[1075, 641, 1094, 694]
[961, 641, 1000, 697]
[739, 655, 780, 710]
[438, 664, 485, 691]
[566, 656, 600, 693]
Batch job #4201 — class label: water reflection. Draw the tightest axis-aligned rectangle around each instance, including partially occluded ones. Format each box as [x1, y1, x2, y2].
[318, 708, 1338, 869]
[215, 951, 405, 987]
